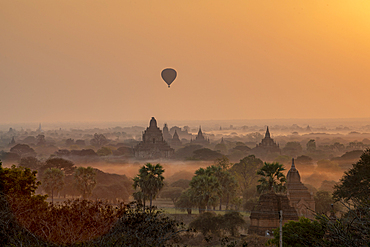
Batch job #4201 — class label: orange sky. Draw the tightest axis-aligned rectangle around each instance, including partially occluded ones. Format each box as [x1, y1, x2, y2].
[1, 1, 370, 124]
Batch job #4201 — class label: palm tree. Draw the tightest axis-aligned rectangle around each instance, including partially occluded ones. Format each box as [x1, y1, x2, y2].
[209, 165, 238, 210]
[189, 167, 222, 213]
[257, 162, 286, 194]
[133, 163, 165, 209]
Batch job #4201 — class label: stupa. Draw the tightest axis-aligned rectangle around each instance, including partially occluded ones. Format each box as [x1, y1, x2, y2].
[286, 158, 315, 219]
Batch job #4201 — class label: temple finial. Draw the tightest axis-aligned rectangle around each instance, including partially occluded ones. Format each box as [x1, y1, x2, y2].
[265, 126, 270, 138]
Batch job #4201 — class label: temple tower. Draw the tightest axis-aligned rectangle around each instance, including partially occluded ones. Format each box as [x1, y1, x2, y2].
[162, 123, 172, 141]
[133, 117, 174, 159]
[286, 158, 315, 219]
[191, 126, 210, 145]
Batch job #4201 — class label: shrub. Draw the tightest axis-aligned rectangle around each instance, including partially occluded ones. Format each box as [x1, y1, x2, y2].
[189, 212, 222, 237]
[189, 211, 246, 238]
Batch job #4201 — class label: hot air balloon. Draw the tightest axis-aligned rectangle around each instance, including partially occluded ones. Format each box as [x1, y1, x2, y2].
[161, 68, 177, 88]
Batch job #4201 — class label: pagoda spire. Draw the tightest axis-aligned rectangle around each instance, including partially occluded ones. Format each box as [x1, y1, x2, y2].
[265, 126, 270, 138]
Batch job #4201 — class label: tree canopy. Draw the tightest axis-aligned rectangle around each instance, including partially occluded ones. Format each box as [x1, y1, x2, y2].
[256, 162, 286, 194]
[189, 166, 222, 213]
[74, 166, 97, 199]
[9, 144, 36, 158]
[268, 217, 326, 247]
[333, 148, 370, 204]
[231, 155, 263, 195]
[42, 157, 76, 176]
[90, 133, 109, 148]
[1, 165, 40, 197]
[42, 168, 65, 204]
[133, 163, 165, 208]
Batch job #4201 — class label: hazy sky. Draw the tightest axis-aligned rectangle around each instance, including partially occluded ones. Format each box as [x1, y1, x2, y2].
[1, 1, 370, 124]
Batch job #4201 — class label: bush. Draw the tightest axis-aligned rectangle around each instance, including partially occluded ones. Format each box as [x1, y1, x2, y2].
[97, 147, 112, 156]
[91, 202, 186, 246]
[8, 197, 124, 245]
[189, 212, 222, 237]
[267, 217, 325, 247]
[222, 211, 247, 237]
[189, 211, 246, 238]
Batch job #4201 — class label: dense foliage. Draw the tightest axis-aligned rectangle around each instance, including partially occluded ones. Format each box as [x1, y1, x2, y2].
[268, 217, 326, 247]
[0, 161, 184, 246]
[90, 203, 186, 246]
[256, 162, 286, 194]
[133, 163, 165, 208]
[333, 148, 370, 204]
[42, 168, 65, 203]
[74, 166, 97, 199]
[1, 164, 40, 197]
[188, 166, 222, 212]
[189, 211, 246, 238]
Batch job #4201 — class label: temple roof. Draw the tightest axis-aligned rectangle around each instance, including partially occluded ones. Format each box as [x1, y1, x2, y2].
[265, 126, 270, 138]
[196, 126, 205, 140]
[287, 158, 301, 184]
[149, 117, 158, 128]
[173, 130, 180, 140]
[198, 126, 203, 136]
[163, 123, 168, 131]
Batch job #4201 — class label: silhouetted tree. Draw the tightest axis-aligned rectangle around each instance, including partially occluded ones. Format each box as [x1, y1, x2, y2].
[295, 155, 314, 167]
[0, 165, 40, 197]
[90, 133, 109, 148]
[133, 163, 165, 208]
[18, 157, 42, 170]
[282, 142, 302, 157]
[230, 155, 263, 196]
[306, 139, 316, 152]
[9, 144, 36, 158]
[175, 190, 194, 214]
[256, 162, 286, 194]
[74, 167, 96, 199]
[333, 148, 370, 204]
[189, 167, 222, 213]
[42, 168, 65, 204]
[42, 157, 76, 176]
[214, 156, 231, 170]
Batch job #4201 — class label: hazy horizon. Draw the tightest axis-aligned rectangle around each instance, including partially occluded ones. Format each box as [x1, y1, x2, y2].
[2, 117, 370, 132]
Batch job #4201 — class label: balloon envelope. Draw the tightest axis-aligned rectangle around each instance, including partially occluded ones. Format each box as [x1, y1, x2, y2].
[161, 68, 177, 88]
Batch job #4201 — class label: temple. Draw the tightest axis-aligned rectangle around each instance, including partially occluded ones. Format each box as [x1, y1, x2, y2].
[190, 127, 210, 145]
[162, 123, 172, 141]
[170, 130, 182, 149]
[252, 127, 280, 156]
[249, 191, 299, 236]
[133, 117, 174, 159]
[286, 158, 315, 219]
